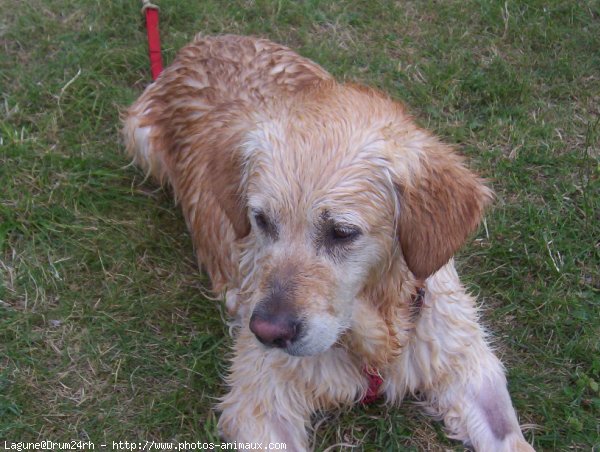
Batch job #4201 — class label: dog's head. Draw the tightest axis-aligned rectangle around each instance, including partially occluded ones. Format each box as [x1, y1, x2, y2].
[230, 82, 492, 356]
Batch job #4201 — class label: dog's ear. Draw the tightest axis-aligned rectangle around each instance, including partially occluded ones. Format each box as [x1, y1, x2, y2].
[157, 104, 251, 241]
[394, 141, 493, 280]
[203, 133, 251, 239]
[158, 104, 251, 292]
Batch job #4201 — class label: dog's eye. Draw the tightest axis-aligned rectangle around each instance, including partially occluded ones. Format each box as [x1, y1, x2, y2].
[331, 225, 361, 242]
[253, 210, 278, 239]
[254, 212, 269, 230]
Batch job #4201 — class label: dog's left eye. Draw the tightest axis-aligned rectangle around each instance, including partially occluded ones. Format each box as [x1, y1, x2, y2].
[331, 225, 361, 242]
[254, 212, 269, 230]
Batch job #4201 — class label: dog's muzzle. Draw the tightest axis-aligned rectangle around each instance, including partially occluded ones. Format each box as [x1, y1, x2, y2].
[249, 275, 305, 351]
[249, 310, 302, 349]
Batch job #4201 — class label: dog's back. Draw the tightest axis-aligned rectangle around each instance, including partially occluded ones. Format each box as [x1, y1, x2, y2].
[123, 34, 331, 183]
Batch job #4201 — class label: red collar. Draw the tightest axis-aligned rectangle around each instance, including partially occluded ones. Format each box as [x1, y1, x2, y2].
[362, 367, 384, 404]
[361, 285, 425, 404]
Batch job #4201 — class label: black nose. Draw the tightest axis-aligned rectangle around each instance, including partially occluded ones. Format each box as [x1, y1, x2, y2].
[249, 312, 301, 348]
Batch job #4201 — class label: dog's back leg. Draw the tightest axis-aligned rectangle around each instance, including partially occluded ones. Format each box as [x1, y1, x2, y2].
[122, 95, 170, 185]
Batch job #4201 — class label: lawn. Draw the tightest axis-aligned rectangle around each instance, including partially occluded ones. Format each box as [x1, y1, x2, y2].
[1, 0, 598, 450]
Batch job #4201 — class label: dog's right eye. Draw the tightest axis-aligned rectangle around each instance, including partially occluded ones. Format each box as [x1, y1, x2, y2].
[254, 212, 269, 230]
[252, 211, 278, 239]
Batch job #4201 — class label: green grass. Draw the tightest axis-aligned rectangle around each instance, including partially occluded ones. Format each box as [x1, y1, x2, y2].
[1, 0, 598, 450]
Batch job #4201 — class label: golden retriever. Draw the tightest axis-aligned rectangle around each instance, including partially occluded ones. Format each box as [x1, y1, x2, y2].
[123, 34, 534, 451]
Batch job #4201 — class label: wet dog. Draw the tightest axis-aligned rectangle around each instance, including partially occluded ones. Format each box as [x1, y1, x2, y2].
[123, 34, 534, 451]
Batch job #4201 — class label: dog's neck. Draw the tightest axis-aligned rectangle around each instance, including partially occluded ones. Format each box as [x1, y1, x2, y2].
[344, 279, 425, 370]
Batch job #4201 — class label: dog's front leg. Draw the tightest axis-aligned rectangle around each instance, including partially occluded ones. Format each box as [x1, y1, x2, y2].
[422, 356, 535, 452]
[385, 264, 534, 451]
[218, 330, 312, 451]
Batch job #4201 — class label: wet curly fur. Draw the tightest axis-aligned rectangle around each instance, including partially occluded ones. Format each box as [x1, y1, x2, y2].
[123, 34, 534, 451]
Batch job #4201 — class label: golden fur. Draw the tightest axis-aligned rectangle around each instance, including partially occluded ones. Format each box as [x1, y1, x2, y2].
[123, 34, 534, 451]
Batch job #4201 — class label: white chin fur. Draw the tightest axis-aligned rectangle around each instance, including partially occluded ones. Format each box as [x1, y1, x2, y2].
[285, 314, 344, 356]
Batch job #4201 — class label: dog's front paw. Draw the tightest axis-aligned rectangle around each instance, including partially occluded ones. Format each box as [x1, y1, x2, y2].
[218, 412, 305, 451]
[476, 433, 535, 452]
[219, 387, 309, 452]
[508, 436, 536, 452]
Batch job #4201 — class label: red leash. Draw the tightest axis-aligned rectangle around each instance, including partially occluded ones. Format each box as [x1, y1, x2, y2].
[141, 1, 163, 80]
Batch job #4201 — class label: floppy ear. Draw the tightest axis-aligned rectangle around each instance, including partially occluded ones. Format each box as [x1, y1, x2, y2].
[165, 104, 253, 290]
[395, 141, 493, 280]
[125, 94, 252, 292]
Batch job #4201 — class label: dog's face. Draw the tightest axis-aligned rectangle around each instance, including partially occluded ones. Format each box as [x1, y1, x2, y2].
[237, 84, 492, 356]
[243, 135, 397, 356]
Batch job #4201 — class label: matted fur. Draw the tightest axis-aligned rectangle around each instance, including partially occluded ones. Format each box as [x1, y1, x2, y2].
[123, 34, 534, 451]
